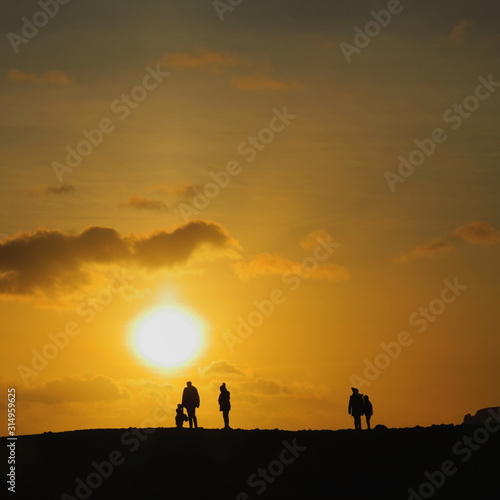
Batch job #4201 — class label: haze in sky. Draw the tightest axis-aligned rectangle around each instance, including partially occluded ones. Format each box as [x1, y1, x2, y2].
[1, 0, 499, 434]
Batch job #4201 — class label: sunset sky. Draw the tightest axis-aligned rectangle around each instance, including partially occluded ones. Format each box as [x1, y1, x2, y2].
[1, 0, 499, 435]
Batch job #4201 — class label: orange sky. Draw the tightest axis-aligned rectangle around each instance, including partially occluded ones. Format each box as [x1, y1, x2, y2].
[1, 0, 500, 435]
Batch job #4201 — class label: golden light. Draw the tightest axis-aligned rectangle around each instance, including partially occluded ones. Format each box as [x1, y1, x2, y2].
[129, 306, 205, 369]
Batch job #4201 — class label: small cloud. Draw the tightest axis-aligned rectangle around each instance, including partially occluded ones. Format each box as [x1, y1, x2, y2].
[153, 184, 200, 200]
[198, 360, 248, 378]
[234, 252, 350, 282]
[452, 221, 500, 245]
[22, 375, 131, 404]
[8, 69, 71, 85]
[160, 48, 241, 72]
[240, 377, 290, 396]
[300, 229, 333, 250]
[29, 184, 75, 197]
[230, 72, 303, 91]
[396, 237, 454, 262]
[122, 196, 169, 212]
[447, 19, 475, 47]
[396, 220, 500, 263]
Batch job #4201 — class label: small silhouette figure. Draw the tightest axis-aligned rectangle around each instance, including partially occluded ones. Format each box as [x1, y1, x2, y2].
[348, 387, 364, 430]
[218, 382, 231, 429]
[363, 395, 373, 430]
[175, 404, 188, 428]
[182, 381, 200, 429]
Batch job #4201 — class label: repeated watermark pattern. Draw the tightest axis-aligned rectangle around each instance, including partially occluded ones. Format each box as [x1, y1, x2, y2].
[349, 277, 467, 389]
[52, 65, 170, 183]
[385, 74, 500, 192]
[17, 269, 148, 384]
[224, 234, 339, 353]
[7, 0, 72, 54]
[407, 407, 500, 499]
[177, 106, 297, 221]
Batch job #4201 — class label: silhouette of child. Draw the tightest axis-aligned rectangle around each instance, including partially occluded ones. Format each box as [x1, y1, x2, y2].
[175, 404, 188, 428]
[363, 395, 373, 430]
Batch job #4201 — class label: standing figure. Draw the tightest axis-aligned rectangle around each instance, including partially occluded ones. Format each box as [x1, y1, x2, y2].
[175, 404, 188, 428]
[182, 381, 200, 429]
[218, 383, 231, 430]
[363, 395, 373, 430]
[348, 387, 364, 430]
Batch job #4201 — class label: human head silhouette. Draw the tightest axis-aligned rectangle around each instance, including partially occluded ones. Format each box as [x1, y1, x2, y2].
[186, 381, 192, 387]
[351, 387, 359, 394]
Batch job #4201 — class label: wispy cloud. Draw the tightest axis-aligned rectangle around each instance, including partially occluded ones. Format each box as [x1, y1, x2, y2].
[447, 19, 475, 47]
[234, 252, 350, 282]
[22, 375, 131, 404]
[29, 184, 75, 197]
[452, 221, 500, 245]
[122, 196, 169, 212]
[160, 48, 240, 72]
[395, 237, 454, 262]
[396, 220, 500, 262]
[230, 73, 303, 91]
[198, 359, 249, 378]
[8, 69, 71, 85]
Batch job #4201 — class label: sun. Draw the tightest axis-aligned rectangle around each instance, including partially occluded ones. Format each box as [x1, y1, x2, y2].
[129, 306, 205, 369]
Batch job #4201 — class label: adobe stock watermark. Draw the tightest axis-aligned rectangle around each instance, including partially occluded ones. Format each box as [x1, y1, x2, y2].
[349, 277, 467, 388]
[17, 269, 149, 384]
[61, 394, 171, 500]
[385, 74, 500, 192]
[339, 0, 407, 64]
[408, 407, 500, 499]
[224, 234, 340, 353]
[7, 0, 72, 54]
[213, 0, 244, 21]
[52, 64, 170, 183]
[236, 438, 307, 499]
[177, 107, 296, 221]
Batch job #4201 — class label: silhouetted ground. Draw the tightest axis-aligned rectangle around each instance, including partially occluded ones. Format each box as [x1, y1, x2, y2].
[3, 425, 500, 499]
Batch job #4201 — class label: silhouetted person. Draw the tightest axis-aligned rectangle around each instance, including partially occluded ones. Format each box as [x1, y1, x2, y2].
[218, 382, 231, 429]
[348, 387, 364, 430]
[175, 404, 188, 428]
[182, 381, 200, 429]
[363, 395, 373, 430]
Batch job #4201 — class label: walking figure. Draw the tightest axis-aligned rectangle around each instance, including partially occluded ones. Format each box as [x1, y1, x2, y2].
[348, 387, 364, 430]
[182, 381, 200, 429]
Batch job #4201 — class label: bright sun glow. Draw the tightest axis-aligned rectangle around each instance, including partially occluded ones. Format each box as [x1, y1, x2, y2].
[129, 306, 205, 369]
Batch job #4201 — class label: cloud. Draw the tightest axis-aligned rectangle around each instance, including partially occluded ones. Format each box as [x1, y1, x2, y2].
[0, 221, 239, 301]
[122, 196, 169, 212]
[153, 184, 200, 200]
[234, 253, 350, 282]
[396, 237, 454, 262]
[22, 375, 131, 404]
[300, 229, 333, 250]
[198, 360, 248, 378]
[447, 19, 475, 47]
[239, 377, 290, 396]
[29, 184, 75, 197]
[8, 69, 70, 85]
[452, 221, 500, 245]
[230, 73, 303, 91]
[160, 48, 240, 72]
[396, 221, 500, 262]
